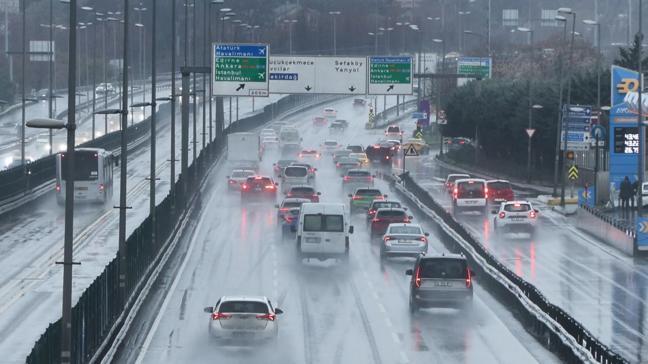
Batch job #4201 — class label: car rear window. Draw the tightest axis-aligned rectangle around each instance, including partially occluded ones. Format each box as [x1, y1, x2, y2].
[488, 181, 511, 190]
[303, 214, 344, 232]
[457, 181, 485, 196]
[284, 166, 308, 177]
[503, 204, 531, 212]
[219, 301, 268, 314]
[419, 259, 467, 279]
[302, 150, 317, 154]
[387, 126, 400, 133]
[347, 145, 363, 153]
[348, 170, 370, 177]
[278, 160, 296, 167]
[291, 187, 314, 194]
[324, 141, 337, 146]
[373, 202, 401, 209]
[376, 210, 406, 218]
[339, 157, 359, 164]
[246, 177, 272, 187]
[357, 189, 382, 196]
[389, 226, 421, 234]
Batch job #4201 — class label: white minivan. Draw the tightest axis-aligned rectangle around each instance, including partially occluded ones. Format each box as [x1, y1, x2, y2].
[281, 165, 310, 193]
[294, 203, 353, 262]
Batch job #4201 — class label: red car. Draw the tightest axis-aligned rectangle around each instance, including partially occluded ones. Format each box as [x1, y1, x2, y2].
[370, 208, 412, 238]
[241, 176, 278, 200]
[286, 185, 321, 202]
[486, 180, 514, 204]
[313, 116, 327, 126]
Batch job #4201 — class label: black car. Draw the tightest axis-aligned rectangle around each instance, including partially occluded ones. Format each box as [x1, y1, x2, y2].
[365, 143, 397, 164]
[353, 98, 366, 106]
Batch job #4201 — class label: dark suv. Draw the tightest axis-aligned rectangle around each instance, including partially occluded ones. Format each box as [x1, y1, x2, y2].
[406, 254, 474, 313]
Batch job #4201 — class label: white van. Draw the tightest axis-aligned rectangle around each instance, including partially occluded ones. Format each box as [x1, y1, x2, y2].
[281, 165, 309, 193]
[295, 203, 353, 262]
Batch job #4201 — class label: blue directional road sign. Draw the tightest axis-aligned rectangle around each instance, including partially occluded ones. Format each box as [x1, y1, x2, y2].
[561, 105, 592, 150]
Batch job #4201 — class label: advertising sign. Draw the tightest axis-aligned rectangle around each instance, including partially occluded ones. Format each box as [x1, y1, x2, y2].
[367, 56, 413, 95]
[212, 43, 269, 97]
[609, 65, 641, 190]
[268, 56, 367, 94]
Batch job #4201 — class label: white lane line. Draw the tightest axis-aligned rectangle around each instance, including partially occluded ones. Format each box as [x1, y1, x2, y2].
[134, 188, 216, 364]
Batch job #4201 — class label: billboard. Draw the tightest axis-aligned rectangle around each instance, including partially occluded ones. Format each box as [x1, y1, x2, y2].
[609, 65, 641, 191]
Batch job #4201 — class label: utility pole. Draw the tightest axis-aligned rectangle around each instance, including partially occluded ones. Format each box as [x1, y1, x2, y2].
[20, 0, 26, 166]
[171, 0, 177, 203]
[150, 0, 158, 247]
[48, 0, 54, 153]
[553, 15, 568, 197]
[560, 9, 576, 208]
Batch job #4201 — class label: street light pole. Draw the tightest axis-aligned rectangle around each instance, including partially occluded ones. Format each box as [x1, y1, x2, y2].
[552, 15, 568, 197]
[518, 27, 534, 182]
[48, 0, 54, 152]
[433, 38, 445, 155]
[583, 19, 601, 110]
[171, 0, 177, 202]
[559, 8, 577, 208]
[149, 0, 158, 247]
[329, 11, 341, 55]
[20, 0, 26, 166]
[118, 0, 131, 307]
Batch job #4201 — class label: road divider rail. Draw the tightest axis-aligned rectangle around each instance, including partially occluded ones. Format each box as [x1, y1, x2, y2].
[390, 172, 628, 364]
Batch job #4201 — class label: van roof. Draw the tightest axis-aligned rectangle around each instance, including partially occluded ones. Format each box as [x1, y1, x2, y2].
[300, 203, 345, 214]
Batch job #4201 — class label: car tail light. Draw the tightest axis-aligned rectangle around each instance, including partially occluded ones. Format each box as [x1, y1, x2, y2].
[484, 187, 489, 199]
[286, 193, 293, 197]
[265, 185, 275, 190]
[414, 266, 422, 288]
[299, 153, 303, 158]
[498, 212, 506, 219]
[383, 236, 393, 244]
[228, 180, 237, 184]
[453, 188, 458, 199]
[211, 312, 231, 320]
[529, 210, 537, 218]
[55, 184, 61, 192]
[241, 184, 249, 190]
[309, 168, 315, 173]
[466, 268, 472, 288]
[256, 313, 276, 321]
[372, 218, 381, 222]
[418, 236, 428, 243]
[279, 207, 289, 212]
[368, 209, 375, 215]
[386, 155, 390, 160]
[352, 196, 362, 200]
[336, 163, 341, 168]
[99, 184, 105, 191]
[312, 194, 318, 199]
[343, 176, 350, 181]
[367, 176, 373, 181]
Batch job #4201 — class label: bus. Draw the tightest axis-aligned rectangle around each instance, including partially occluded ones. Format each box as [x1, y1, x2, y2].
[55, 148, 114, 205]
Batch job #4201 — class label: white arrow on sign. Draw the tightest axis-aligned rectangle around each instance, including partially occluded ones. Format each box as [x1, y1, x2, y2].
[525, 128, 536, 138]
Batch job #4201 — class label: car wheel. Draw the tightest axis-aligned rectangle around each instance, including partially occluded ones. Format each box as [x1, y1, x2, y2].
[409, 296, 419, 314]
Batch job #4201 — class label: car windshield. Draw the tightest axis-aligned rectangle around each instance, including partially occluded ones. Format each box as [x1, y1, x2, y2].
[348, 170, 370, 177]
[373, 202, 401, 209]
[324, 141, 337, 146]
[488, 181, 511, 190]
[218, 301, 268, 314]
[357, 189, 381, 196]
[291, 187, 314, 194]
[282, 201, 304, 209]
[231, 171, 253, 178]
[504, 203, 531, 212]
[376, 210, 406, 218]
[419, 259, 467, 279]
[389, 226, 421, 235]
[303, 214, 344, 232]
[284, 167, 307, 177]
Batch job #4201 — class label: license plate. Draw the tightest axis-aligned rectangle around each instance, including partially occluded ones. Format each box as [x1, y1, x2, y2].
[254, 187, 261, 191]
[511, 218, 523, 221]
[464, 200, 476, 204]
[75, 187, 88, 191]
[305, 237, 320, 244]
[434, 281, 451, 287]
[396, 240, 415, 244]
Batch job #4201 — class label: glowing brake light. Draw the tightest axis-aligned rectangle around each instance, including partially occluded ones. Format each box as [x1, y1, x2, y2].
[453, 187, 458, 199]
[529, 210, 537, 218]
[242, 184, 249, 190]
[484, 187, 488, 199]
[228, 180, 237, 184]
[254, 176, 263, 179]
[211, 312, 232, 320]
[498, 211, 506, 219]
[264, 185, 275, 190]
[466, 268, 472, 288]
[372, 218, 381, 222]
[256, 313, 276, 321]
[99, 184, 105, 191]
[418, 236, 428, 243]
[55, 184, 61, 192]
[414, 266, 422, 288]
[383, 236, 393, 243]
[352, 196, 362, 200]
[368, 209, 376, 215]
[343, 176, 350, 181]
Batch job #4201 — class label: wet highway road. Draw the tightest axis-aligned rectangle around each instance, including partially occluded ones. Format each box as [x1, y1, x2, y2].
[406, 153, 648, 363]
[0, 94, 280, 363]
[123, 98, 558, 364]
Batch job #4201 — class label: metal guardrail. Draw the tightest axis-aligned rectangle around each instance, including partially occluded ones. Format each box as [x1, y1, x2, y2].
[370, 99, 418, 129]
[394, 172, 628, 364]
[24, 93, 336, 364]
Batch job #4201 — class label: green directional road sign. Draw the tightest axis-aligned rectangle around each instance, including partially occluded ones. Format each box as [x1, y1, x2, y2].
[213, 43, 269, 96]
[368, 56, 413, 95]
[457, 57, 492, 80]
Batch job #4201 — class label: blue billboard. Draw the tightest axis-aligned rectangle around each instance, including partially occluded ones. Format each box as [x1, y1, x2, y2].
[609, 65, 641, 191]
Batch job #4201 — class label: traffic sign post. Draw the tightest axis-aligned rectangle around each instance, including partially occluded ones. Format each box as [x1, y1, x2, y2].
[268, 56, 367, 94]
[401, 143, 419, 175]
[212, 43, 269, 97]
[560, 105, 592, 151]
[525, 128, 535, 138]
[368, 56, 413, 95]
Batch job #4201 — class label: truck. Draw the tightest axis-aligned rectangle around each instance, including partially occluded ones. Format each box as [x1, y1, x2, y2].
[279, 126, 302, 151]
[227, 132, 261, 171]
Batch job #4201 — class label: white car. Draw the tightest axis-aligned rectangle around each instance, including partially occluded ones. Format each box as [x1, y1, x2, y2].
[380, 223, 429, 259]
[262, 136, 279, 148]
[452, 178, 487, 214]
[321, 140, 340, 153]
[323, 107, 337, 119]
[226, 169, 255, 191]
[260, 128, 277, 137]
[204, 296, 283, 344]
[445, 173, 470, 194]
[384, 125, 402, 138]
[492, 200, 538, 236]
